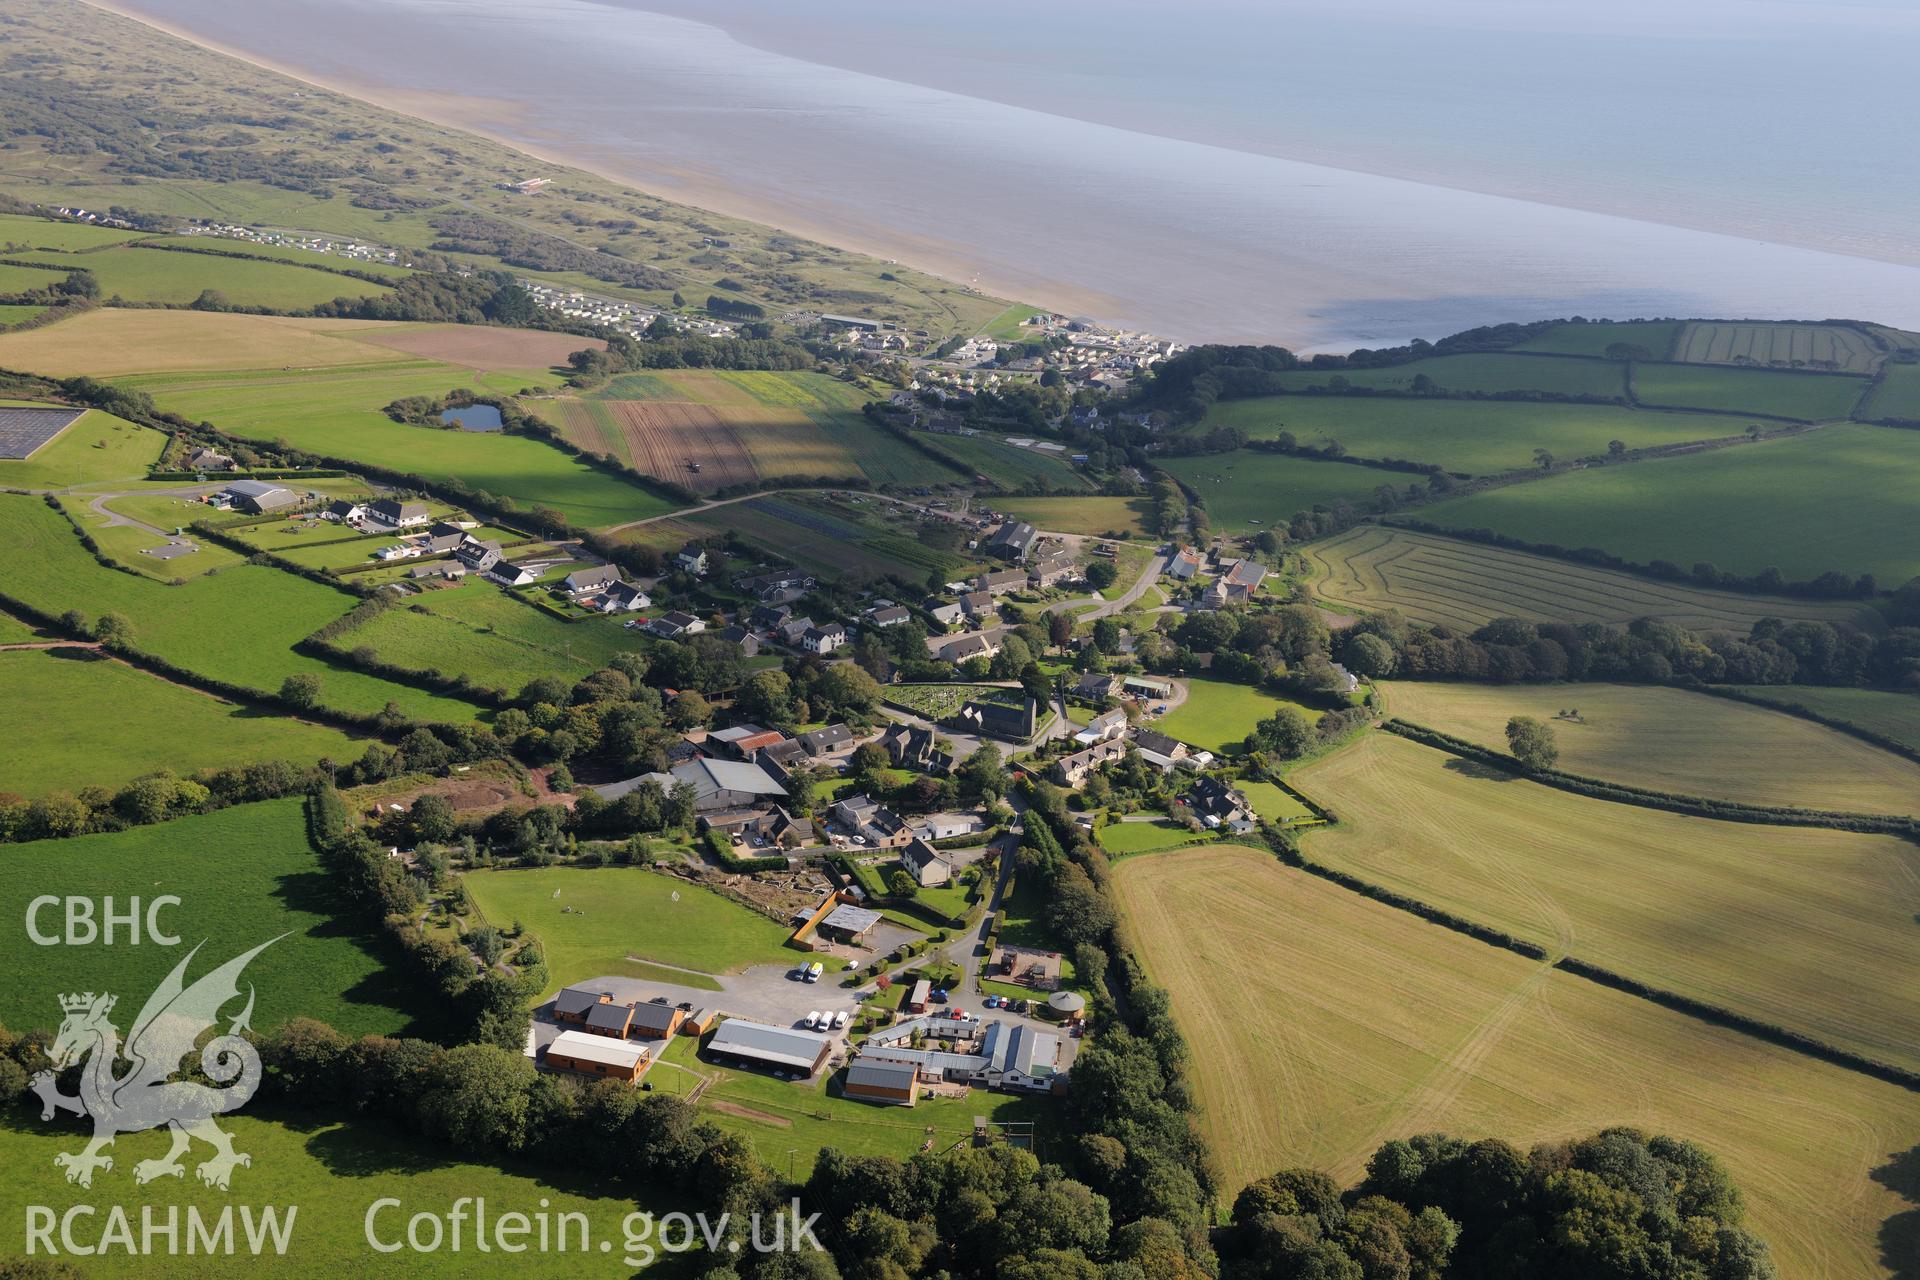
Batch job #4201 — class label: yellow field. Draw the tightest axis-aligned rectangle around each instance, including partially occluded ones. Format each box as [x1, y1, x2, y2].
[1305, 524, 1871, 631]
[1288, 734, 1920, 1073]
[0, 308, 417, 376]
[1112, 845, 1920, 1279]
[1382, 680, 1920, 815]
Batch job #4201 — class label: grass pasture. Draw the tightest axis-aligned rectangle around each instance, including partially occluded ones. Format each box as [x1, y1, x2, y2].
[338, 586, 639, 695]
[0, 800, 416, 1037]
[0, 303, 47, 327]
[0, 261, 67, 293]
[1724, 686, 1920, 756]
[1270, 353, 1628, 399]
[996, 495, 1156, 538]
[1863, 362, 1920, 423]
[0, 493, 485, 722]
[0, 1111, 669, 1279]
[1304, 525, 1872, 631]
[1199, 397, 1755, 476]
[1631, 362, 1869, 420]
[5, 244, 396, 310]
[1095, 818, 1207, 856]
[1675, 321, 1885, 374]
[0, 408, 163, 488]
[673, 493, 982, 583]
[1111, 845, 1920, 1279]
[1418, 423, 1920, 582]
[0, 649, 362, 796]
[931, 433, 1092, 492]
[1154, 678, 1322, 756]
[1380, 680, 1920, 815]
[1289, 733, 1920, 1074]
[1511, 319, 1682, 358]
[1161, 451, 1395, 533]
[463, 866, 797, 990]
[0, 212, 157, 250]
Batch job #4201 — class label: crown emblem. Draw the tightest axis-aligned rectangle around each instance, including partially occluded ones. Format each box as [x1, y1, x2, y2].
[59, 992, 113, 1015]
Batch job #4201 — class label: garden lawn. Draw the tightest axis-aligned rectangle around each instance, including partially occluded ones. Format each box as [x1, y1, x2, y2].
[1240, 779, 1314, 823]
[1155, 678, 1319, 755]
[0, 649, 363, 796]
[0, 1111, 673, 1279]
[0, 408, 163, 488]
[0, 800, 418, 1037]
[1160, 451, 1394, 533]
[1631, 362, 1868, 419]
[1095, 819, 1207, 856]
[1199, 397, 1755, 476]
[1418, 422, 1920, 582]
[0, 493, 486, 722]
[1111, 844, 1919, 1280]
[1289, 733, 1920, 1074]
[462, 866, 798, 990]
[1381, 680, 1920, 816]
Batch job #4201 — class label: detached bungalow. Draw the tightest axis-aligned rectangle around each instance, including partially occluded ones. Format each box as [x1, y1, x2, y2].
[563, 564, 621, 596]
[369, 498, 431, 528]
[486, 560, 540, 587]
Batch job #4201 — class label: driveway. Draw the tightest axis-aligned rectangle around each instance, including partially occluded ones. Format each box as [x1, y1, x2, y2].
[84, 486, 220, 563]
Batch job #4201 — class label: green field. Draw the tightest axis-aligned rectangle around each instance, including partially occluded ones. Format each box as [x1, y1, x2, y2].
[1674, 321, 1885, 374]
[0, 494, 486, 722]
[1095, 819, 1206, 856]
[1511, 319, 1682, 358]
[1154, 678, 1322, 755]
[0, 1111, 671, 1279]
[1161, 451, 1394, 533]
[1304, 525, 1873, 632]
[463, 866, 798, 990]
[0, 261, 67, 292]
[1631, 362, 1868, 419]
[0, 800, 416, 1037]
[3, 245, 396, 310]
[0, 649, 363, 796]
[0, 212, 156, 250]
[1239, 779, 1314, 823]
[1419, 423, 1920, 582]
[1863, 362, 1920, 422]
[996, 495, 1157, 538]
[0, 303, 47, 327]
[1199, 396, 1756, 475]
[1381, 681, 1920, 816]
[1290, 733, 1920, 1073]
[931, 433, 1093, 492]
[142, 234, 416, 280]
[978, 303, 1046, 341]
[1270, 353, 1628, 399]
[339, 587, 641, 696]
[0, 408, 163, 488]
[1112, 844, 1920, 1279]
[123, 361, 679, 528]
[671, 493, 982, 583]
[1723, 686, 1920, 755]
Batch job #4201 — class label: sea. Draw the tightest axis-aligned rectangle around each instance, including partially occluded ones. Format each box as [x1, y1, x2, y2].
[102, 0, 1920, 349]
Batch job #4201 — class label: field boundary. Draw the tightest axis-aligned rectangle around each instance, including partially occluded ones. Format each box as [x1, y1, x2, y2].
[1691, 685, 1920, 767]
[1380, 718, 1919, 835]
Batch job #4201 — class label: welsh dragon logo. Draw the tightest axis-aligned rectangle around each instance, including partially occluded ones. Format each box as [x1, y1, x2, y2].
[30, 937, 283, 1190]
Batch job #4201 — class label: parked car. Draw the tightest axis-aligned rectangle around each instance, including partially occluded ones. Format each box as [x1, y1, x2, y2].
[984, 995, 1002, 1008]
[831, 1010, 849, 1029]
[806, 962, 824, 983]
[803, 1011, 821, 1029]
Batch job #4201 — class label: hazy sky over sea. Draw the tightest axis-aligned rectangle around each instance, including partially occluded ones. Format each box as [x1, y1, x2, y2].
[108, 0, 1920, 347]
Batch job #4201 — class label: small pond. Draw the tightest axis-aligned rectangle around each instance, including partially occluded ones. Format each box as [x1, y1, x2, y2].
[440, 404, 503, 432]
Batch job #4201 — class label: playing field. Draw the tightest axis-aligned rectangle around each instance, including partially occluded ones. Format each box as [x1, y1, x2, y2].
[1269, 353, 1628, 399]
[1161, 451, 1394, 533]
[1511, 319, 1682, 358]
[0, 408, 164, 487]
[996, 495, 1156, 538]
[1199, 396, 1755, 476]
[463, 866, 798, 989]
[0, 649, 362, 796]
[0, 800, 416, 1037]
[1111, 845, 1919, 1279]
[1418, 423, 1920, 582]
[0, 494, 486, 723]
[1631, 362, 1869, 420]
[1154, 677, 1322, 755]
[1380, 680, 1920, 816]
[1723, 686, 1920, 755]
[1304, 525, 1871, 631]
[3, 244, 396, 310]
[1674, 322, 1885, 375]
[1288, 733, 1920, 1073]
[0, 1111, 669, 1279]
[1862, 362, 1920, 423]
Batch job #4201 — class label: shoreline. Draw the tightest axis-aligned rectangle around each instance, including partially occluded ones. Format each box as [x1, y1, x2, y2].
[77, 0, 1134, 336]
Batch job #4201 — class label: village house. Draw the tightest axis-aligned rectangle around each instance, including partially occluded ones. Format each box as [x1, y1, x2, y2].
[646, 610, 706, 639]
[218, 479, 298, 514]
[976, 568, 1028, 597]
[368, 497, 431, 528]
[878, 723, 946, 772]
[748, 603, 794, 633]
[598, 581, 651, 613]
[899, 838, 954, 887]
[453, 539, 503, 575]
[552, 987, 614, 1025]
[702, 805, 809, 850]
[584, 1000, 637, 1039]
[914, 812, 983, 842]
[321, 498, 366, 523]
[867, 605, 911, 627]
[417, 523, 466, 556]
[185, 446, 235, 472]
[937, 632, 1000, 665]
[924, 599, 964, 630]
[778, 617, 816, 647]
[1175, 775, 1255, 833]
[715, 625, 761, 656]
[1074, 707, 1130, 745]
[1130, 728, 1191, 772]
[959, 590, 996, 619]
[672, 545, 709, 576]
[802, 623, 848, 654]
[563, 564, 622, 596]
[1028, 553, 1076, 590]
[1073, 673, 1123, 703]
[486, 560, 539, 588]
[1202, 558, 1269, 609]
[1053, 737, 1127, 787]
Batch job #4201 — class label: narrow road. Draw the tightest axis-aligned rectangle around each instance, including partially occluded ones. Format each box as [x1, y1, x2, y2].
[1048, 550, 1168, 620]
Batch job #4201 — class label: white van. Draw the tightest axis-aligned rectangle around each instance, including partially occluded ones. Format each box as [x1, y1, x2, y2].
[803, 1011, 821, 1029]
[805, 961, 824, 983]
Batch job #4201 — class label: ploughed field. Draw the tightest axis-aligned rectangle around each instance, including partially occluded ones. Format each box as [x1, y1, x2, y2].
[1111, 844, 1920, 1280]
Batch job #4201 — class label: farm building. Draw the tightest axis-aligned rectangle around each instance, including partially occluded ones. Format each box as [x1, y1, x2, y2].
[670, 758, 787, 813]
[798, 724, 856, 759]
[585, 1001, 637, 1038]
[552, 987, 614, 1025]
[708, 724, 787, 759]
[1123, 675, 1176, 700]
[983, 521, 1037, 561]
[705, 1019, 832, 1077]
[817, 903, 883, 945]
[844, 1058, 921, 1106]
[1165, 548, 1203, 580]
[544, 1030, 650, 1083]
[219, 480, 298, 514]
[914, 812, 982, 841]
[592, 770, 676, 802]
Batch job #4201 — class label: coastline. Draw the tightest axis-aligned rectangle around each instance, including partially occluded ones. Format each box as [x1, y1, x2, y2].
[77, 0, 1132, 333]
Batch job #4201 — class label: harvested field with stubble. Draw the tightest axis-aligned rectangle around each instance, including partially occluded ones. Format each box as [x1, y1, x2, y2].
[1304, 525, 1872, 631]
[1675, 322, 1885, 375]
[343, 322, 601, 372]
[1111, 844, 1920, 1279]
[1288, 733, 1920, 1074]
[1380, 680, 1920, 815]
[0, 307, 419, 376]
